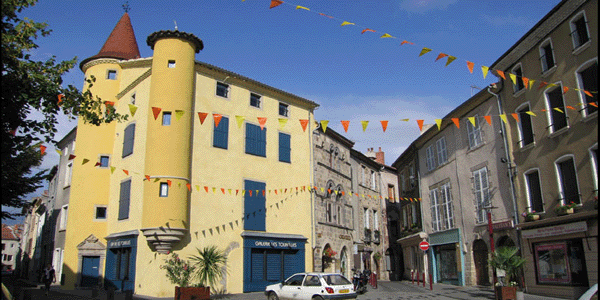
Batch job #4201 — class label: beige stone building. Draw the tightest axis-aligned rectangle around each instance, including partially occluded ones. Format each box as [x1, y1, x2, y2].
[490, 0, 597, 298]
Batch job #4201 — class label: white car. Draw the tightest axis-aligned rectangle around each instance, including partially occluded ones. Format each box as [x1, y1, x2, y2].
[265, 272, 357, 300]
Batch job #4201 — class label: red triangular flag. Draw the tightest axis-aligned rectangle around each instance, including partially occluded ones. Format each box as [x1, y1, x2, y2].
[145, 175, 151, 181]
[563, 87, 569, 94]
[400, 40, 413, 46]
[167, 180, 172, 187]
[123, 169, 129, 175]
[94, 162, 101, 167]
[416, 120, 424, 131]
[39, 145, 46, 155]
[435, 53, 448, 62]
[270, 0, 283, 8]
[204, 186, 209, 193]
[466, 61, 474, 74]
[221, 188, 225, 194]
[213, 114, 222, 128]
[380, 120, 388, 132]
[299, 119, 309, 132]
[186, 183, 191, 191]
[584, 90, 593, 98]
[198, 112, 208, 125]
[249, 190, 253, 197]
[152, 107, 162, 120]
[484, 116, 492, 125]
[258, 117, 267, 130]
[68, 154, 76, 160]
[361, 28, 376, 34]
[538, 81, 549, 90]
[105, 101, 115, 107]
[341, 120, 350, 132]
[451, 118, 460, 128]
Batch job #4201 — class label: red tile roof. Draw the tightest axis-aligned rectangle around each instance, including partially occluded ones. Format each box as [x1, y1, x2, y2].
[80, 13, 141, 69]
[1, 224, 21, 240]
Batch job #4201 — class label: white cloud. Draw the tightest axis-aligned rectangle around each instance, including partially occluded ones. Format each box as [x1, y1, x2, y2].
[399, 0, 458, 14]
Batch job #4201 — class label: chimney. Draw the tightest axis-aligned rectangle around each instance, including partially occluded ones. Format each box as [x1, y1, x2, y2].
[375, 147, 385, 165]
[366, 148, 376, 160]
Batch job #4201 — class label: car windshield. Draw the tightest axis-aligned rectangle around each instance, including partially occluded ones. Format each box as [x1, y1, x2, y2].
[322, 275, 351, 285]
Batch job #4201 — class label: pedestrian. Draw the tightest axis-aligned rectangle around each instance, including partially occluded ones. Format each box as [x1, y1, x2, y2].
[42, 264, 56, 296]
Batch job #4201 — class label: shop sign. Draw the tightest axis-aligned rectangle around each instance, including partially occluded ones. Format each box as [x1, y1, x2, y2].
[253, 240, 299, 249]
[492, 220, 513, 231]
[521, 221, 587, 239]
[108, 239, 132, 248]
[339, 235, 351, 240]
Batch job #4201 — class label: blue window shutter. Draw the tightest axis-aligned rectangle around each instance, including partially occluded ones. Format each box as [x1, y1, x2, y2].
[119, 180, 131, 220]
[259, 127, 267, 157]
[213, 116, 229, 149]
[122, 124, 135, 157]
[279, 133, 291, 163]
[246, 124, 265, 156]
[244, 180, 266, 231]
[245, 123, 254, 155]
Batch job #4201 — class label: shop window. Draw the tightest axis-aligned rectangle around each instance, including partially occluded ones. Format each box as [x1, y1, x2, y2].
[525, 170, 544, 213]
[534, 239, 588, 286]
[576, 59, 598, 116]
[545, 86, 568, 133]
[113, 247, 131, 281]
[516, 104, 535, 147]
[570, 11, 590, 50]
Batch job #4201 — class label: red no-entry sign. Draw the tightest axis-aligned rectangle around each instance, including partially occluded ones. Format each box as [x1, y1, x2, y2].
[419, 241, 430, 251]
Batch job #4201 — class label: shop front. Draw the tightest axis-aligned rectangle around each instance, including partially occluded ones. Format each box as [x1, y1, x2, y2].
[104, 230, 138, 291]
[430, 228, 463, 286]
[241, 232, 307, 292]
[518, 211, 597, 300]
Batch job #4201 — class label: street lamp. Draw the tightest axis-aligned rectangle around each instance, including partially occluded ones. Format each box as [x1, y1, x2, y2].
[485, 205, 498, 287]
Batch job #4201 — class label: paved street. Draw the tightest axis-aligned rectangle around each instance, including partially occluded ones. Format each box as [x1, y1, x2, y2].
[3, 279, 567, 300]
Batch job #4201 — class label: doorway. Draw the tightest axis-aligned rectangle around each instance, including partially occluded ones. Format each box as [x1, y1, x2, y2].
[473, 240, 490, 286]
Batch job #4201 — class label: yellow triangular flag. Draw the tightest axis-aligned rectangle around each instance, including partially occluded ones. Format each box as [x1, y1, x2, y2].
[419, 48, 432, 57]
[499, 114, 508, 124]
[380, 33, 393, 38]
[553, 107, 564, 113]
[296, 5, 309, 10]
[361, 121, 369, 132]
[400, 118, 409, 122]
[468, 117, 476, 127]
[175, 110, 184, 121]
[320, 120, 329, 133]
[55, 149, 63, 155]
[528, 79, 535, 89]
[341, 21, 355, 26]
[525, 111, 537, 117]
[196, 185, 200, 192]
[110, 166, 116, 174]
[509, 73, 517, 85]
[481, 66, 489, 79]
[435, 119, 442, 130]
[236, 115, 245, 128]
[82, 158, 90, 165]
[278, 118, 288, 130]
[445, 56, 456, 66]
[128, 104, 138, 117]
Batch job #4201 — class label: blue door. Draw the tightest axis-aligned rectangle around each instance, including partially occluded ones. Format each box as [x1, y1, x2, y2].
[81, 256, 100, 287]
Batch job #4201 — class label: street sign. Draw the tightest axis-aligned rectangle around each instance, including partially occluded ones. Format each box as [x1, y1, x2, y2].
[419, 241, 429, 251]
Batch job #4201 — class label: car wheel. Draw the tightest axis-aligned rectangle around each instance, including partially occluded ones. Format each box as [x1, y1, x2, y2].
[312, 296, 324, 300]
[267, 292, 279, 300]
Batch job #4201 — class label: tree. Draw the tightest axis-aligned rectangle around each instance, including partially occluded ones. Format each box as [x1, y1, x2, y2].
[1, 0, 127, 220]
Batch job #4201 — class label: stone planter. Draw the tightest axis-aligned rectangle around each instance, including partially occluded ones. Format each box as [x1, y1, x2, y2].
[495, 286, 517, 300]
[557, 207, 574, 216]
[175, 286, 210, 300]
[525, 214, 540, 221]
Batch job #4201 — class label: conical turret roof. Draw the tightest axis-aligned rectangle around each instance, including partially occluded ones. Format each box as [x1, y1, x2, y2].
[80, 13, 141, 70]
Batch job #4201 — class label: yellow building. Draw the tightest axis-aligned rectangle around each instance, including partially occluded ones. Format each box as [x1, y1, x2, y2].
[62, 12, 318, 297]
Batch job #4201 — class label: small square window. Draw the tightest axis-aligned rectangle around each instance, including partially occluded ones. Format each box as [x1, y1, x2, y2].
[95, 207, 107, 220]
[168, 60, 176, 68]
[99, 156, 110, 168]
[160, 182, 169, 197]
[216, 82, 229, 98]
[250, 93, 261, 108]
[279, 102, 289, 117]
[162, 112, 171, 126]
[107, 70, 117, 80]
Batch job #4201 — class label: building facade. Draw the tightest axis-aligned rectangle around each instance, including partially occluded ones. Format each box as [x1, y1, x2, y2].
[2, 224, 22, 271]
[490, 0, 598, 298]
[415, 87, 518, 287]
[311, 126, 355, 279]
[62, 12, 318, 297]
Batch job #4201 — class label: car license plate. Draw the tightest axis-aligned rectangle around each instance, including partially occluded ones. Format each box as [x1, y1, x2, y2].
[339, 289, 349, 293]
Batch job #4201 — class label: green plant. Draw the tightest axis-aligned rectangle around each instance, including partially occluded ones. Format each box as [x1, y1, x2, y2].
[160, 253, 197, 287]
[489, 247, 525, 287]
[555, 202, 577, 213]
[521, 210, 540, 220]
[373, 251, 382, 261]
[189, 246, 228, 288]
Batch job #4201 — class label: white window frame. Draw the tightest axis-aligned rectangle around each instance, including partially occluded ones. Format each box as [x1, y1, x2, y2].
[436, 137, 447, 165]
[590, 144, 598, 197]
[426, 145, 436, 171]
[569, 11, 590, 51]
[524, 168, 545, 214]
[574, 57, 598, 118]
[466, 115, 483, 149]
[371, 170, 376, 190]
[94, 205, 107, 221]
[64, 162, 73, 188]
[515, 102, 535, 148]
[373, 210, 379, 231]
[473, 167, 490, 224]
[160, 182, 169, 197]
[539, 38, 555, 74]
[440, 183, 454, 230]
[364, 208, 370, 229]
[59, 204, 68, 231]
[554, 154, 581, 205]
[430, 189, 441, 232]
[544, 83, 569, 134]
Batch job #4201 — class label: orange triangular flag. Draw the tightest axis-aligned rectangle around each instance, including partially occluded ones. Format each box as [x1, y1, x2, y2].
[435, 53, 448, 62]
[341, 120, 350, 132]
[319, 13, 333, 18]
[419, 48, 432, 56]
[451, 118, 460, 128]
[213, 114, 223, 128]
[417, 120, 424, 131]
[186, 183, 191, 191]
[145, 175, 151, 181]
[258, 117, 267, 130]
[269, 0, 283, 9]
[105, 101, 115, 107]
[221, 188, 225, 194]
[538, 81, 548, 90]
[198, 112, 208, 124]
[249, 190, 252, 197]
[400, 40, 414, 46]
[380, 120, 388, 132]
[204, 186, 209, 193]
[123, 169, 129, 175]
[511, 113, 519, 122]
[57, 94, 64, 106]
[496, 70, 506, 80]
[361, 28, 376, 34]
[584, 90, 593, 97]
[167, 180, 172, 187]
[152, 107, 161, 120]
[484, 116, 492, 125]
[522, 77, 529, 89]
[39, 145, 46, 155]
[466, 61, 474, 74]
[563, 87, 569, 94]
[589, 102, 598, 107]
[299, 119, 309, 132]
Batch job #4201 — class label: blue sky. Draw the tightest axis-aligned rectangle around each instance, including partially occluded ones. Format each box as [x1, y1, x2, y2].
[5, 0, 562, 223]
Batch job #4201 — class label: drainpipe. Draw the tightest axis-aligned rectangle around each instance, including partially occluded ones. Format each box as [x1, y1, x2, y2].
[486, 83, 522, 251]
[310, 112, 320, 271]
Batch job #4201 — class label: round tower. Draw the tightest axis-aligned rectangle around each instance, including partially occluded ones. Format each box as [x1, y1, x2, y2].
[140, 30, 203, 253]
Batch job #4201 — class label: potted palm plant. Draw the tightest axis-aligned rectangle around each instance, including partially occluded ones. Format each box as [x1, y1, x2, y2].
[489, 247, 525, 300]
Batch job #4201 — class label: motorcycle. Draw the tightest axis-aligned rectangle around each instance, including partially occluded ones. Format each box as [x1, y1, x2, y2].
[352, 270, 368, 294]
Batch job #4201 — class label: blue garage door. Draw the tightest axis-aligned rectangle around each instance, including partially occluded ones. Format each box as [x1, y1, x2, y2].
[246, 249, 303, 292]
